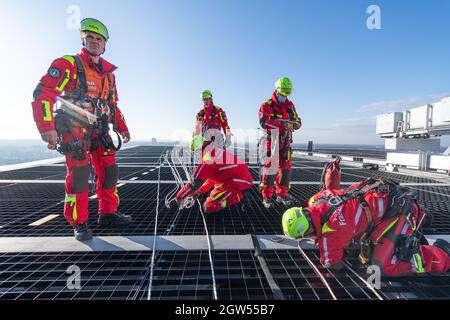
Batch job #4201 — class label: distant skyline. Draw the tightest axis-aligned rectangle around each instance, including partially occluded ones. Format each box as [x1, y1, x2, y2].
[1, 0, 449, 147]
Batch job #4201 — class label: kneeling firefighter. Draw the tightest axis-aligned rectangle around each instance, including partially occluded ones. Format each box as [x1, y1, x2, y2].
[176, 136, 253, 214]
[282, 178, 450, 275]
[31, 18, 132, 241]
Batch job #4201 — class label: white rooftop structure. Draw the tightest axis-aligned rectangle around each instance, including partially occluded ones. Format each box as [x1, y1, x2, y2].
[376, 97, 450, 139]
[376, 97, 450, 152]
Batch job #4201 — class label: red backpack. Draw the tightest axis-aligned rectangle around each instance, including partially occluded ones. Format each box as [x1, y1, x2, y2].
[320, 156, 341, 191]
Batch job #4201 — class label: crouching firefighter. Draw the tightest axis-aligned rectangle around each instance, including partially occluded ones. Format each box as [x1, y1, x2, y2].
[31, 18, 132, 241]
[176, 136, 253, 214]
[282, 178, 450, 276]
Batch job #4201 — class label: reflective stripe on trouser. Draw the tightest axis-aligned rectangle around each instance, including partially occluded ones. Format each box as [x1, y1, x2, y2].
[203, 186, 244, 214]
[64, 163, 90, 225]
[371, 215, 450, 275]
[261, 156, 292, 199]
[64, 193, 80, 224]
[63, 133, 120, 225]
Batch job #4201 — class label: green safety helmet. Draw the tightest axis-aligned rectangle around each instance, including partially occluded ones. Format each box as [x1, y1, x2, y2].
[190, 135, 205, 152]
[200, 90, 213, 100]
[80, 18, 109, 41]
[282, 207, 311, 239]
[275, 77, 293, 96]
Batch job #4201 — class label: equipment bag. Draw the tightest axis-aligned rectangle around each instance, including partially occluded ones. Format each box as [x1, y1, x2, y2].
[320, 156, 342, 191]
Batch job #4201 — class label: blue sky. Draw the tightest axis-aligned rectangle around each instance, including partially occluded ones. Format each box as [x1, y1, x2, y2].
[1, 0, 449, 146]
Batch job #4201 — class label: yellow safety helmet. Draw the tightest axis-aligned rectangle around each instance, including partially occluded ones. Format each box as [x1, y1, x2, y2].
[282, 207, 311, 239]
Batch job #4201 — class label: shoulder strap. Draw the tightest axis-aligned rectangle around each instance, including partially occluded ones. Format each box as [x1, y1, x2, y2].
[266, 98, 276, 119]
[72, 55, 88, 100]
[287, 107, 295, 120]
[211, 105, 216, 122]
[320, 178, 383, 225]
[320, 177, 415, 242]
[105, 73, 114, 99]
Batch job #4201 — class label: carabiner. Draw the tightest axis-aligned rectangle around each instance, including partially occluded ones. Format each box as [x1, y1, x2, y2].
[328, 196, 344, 207]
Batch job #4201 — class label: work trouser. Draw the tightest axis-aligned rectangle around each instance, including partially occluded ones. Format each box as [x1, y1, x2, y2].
[371, 214, 450, 276]
[203, 180, 252, 214]
[63, 127, 120, 226]
[260, 144, 292, 199]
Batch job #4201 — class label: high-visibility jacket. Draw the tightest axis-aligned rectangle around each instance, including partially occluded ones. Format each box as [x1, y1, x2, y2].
[258, 92, 301, 138]
[194, 104, 230, 136]
[31, 48, 128, 134]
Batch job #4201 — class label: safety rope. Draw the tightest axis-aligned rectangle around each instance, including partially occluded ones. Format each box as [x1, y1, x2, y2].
[198, 198, 218, 300]
[175, 148, 196, 208]
[163, 149, 192, 235]
[177, 147, 193, 181]
[297, 240, 337, 300]
[147, 152, 164, 300]
[164, 146, 218, 300]
[164, 147, 195, 210]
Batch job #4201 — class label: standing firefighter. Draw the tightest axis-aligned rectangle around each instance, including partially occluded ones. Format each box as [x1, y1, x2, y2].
[31, 18, 132, 241]
[282, 179, 450, 275]
[259, 77, 302, 208]
[193, 90, 232, 148]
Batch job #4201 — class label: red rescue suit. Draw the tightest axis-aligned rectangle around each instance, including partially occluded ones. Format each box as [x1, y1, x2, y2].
[258, 92, 301, 199]
[31, 48, 129, 226]
[176, 147, 253, 213]
[307, 188, 450, 276]
[194, 104, 230, 145]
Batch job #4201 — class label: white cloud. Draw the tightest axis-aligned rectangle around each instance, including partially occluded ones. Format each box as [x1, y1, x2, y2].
[357, 93, 450, 113]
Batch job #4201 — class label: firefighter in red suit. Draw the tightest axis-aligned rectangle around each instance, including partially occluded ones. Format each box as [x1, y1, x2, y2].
[259, 77, 302, 209]
[176, 136, 253, 213]
[31, 18, 132, 241]
[193, 90, 232, 148]
[282, 180, 450, 276]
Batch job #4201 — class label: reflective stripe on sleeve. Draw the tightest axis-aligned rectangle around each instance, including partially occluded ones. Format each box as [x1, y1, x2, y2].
[42, 101, 52, 121]
[56, 69, 71, 92]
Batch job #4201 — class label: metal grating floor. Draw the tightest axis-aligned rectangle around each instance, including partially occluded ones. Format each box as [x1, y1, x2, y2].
[0, 145, 449, 300]
[2, 184, 449, 236]
[1, 249, 449, 300]
[262, 250, 383, 300]
[0, 186, 287, 236]
[0, 250, 273, 300]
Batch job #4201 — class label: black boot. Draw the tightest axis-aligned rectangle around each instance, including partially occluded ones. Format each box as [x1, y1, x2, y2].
[73, 222, 93, 241]
[98, 212, 132, 227]
[433, 239, 450, 257]
[276, 194, 297, 206]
